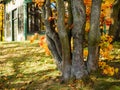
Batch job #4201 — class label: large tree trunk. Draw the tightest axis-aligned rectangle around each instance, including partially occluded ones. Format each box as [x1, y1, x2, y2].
[109, 0, 120, 41]
[40, 0, 102, 82]
[71, 0, 88, 79]
[56, 0, 72, 81]
[87, 0, 102, 72]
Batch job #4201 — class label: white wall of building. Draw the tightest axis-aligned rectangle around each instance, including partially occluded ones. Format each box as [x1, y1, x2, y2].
[5, 0, 24, 13]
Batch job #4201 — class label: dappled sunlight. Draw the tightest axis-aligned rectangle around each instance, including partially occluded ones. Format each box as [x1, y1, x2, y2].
[0, 61, 15, 76]
[0, 44, 19, 49]
[94, 79, 120, 90]
[0, 41, 60, 89]
[0, 41, 120, 89]
[0, 54, 21, 59]
[20, 59, 56, 74]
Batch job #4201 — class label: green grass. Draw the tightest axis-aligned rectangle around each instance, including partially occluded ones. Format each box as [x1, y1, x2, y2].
[0, 41, 120, 90]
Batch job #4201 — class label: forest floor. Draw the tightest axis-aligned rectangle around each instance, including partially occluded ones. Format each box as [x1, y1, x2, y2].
[0, 41, 120, 90]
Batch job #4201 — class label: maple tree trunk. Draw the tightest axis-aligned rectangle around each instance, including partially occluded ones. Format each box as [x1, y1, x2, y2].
[109, 0, 120, 41]
[42, 0, 102, 82]
[87, 0, 102, 72]
[71, 0, 88, 79]
[42, 0, 72, 82]
[67, 0, 73, 57]
[42, 0, 62, 71]
[56, 0, 72, 81]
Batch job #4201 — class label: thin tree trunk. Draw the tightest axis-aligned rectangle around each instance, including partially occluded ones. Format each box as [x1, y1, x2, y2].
[66, 0, 73, 59]
[109, 0, 120, 41]
[87, 0, 102, 72]
[42, 0, 62, 71]
[56, 0, 72, 81]
[114, 10, 120, 41]
[71, 0, 88, 79]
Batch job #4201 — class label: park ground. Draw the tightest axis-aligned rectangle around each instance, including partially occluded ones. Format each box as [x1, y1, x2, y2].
[0, 41, 120, 90]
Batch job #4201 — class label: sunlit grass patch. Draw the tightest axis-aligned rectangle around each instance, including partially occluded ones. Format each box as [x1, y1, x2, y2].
[0, 41, 60, 89]
[0, 41, 120, 90]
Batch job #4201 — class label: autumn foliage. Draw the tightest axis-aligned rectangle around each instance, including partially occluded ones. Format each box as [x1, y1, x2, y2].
[99, 34, 119, 76]
[39, 36, 50, 56]
[83, 0, 119, 76]
[30, 33, 38, 43]
[31, 0, 119, 76]
[33, 0, 45, 7]
[98, 61, 119, 76]
[84, 0, 114, 32]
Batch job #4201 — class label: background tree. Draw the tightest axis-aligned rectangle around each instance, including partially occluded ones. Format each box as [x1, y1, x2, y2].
[109, 0, 120, 41]
[0, 0, 4, 41]
[34, 0, 102, 82]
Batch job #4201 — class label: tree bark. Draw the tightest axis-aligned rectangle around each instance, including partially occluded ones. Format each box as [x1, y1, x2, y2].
[87, 0, 102, 72]
[40, 0, 102, 82]
[56, 0, 72, 81]
[109, 0, 120, 41]
[66, 0, 73, 57]
[71, 0, 88, 79]
[42, 0, 62, 71]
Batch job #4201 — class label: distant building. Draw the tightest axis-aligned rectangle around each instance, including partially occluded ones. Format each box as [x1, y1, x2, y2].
[4, 0, 43, 41]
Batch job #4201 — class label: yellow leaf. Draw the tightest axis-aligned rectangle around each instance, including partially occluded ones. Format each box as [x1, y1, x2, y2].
[85, 22, 90, 32]
[16, 74, 23, 78]
[84, 50, 88, 57]
[103, 69, 108, 75]
[109, 71, 114, 76]
[108, 67, 114, 76]
[115, 68, 119, 73]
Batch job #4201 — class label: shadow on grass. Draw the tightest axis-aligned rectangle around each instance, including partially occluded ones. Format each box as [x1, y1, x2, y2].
[0, 69, 56, 89]
[0, 42, 57, 89]
[94, 80, 120, 90]
[0, 41, 120, 90]
[0, 52, 56, 89]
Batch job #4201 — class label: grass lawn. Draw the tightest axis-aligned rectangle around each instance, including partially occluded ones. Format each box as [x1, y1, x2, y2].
[0, 41, 120, 90]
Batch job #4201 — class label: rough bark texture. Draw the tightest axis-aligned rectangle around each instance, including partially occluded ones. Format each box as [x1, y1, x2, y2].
[66, 0, 73, 57]
[87, 0, 102, 72]
[41, 0, 102, 82]
[71, 0, 88, 79]
[109, 0, 120, 41]
[56, 0, 72, 81]
[42, 0, 62, 71]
